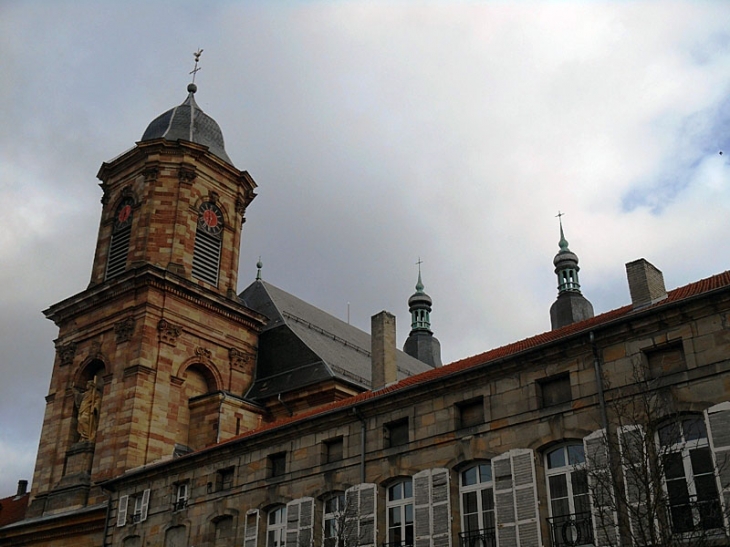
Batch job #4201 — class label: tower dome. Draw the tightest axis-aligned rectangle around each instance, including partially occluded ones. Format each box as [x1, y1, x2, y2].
[141, 83, 233, 165]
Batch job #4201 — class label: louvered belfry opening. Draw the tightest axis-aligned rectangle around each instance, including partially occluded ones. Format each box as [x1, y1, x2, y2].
[192, 202, 223, 286]
[105, 197, 134, 280]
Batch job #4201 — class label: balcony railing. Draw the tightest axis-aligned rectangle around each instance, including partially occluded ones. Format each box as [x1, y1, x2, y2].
[666, 495, 724, 534]
[381, 542, 413, 547]
[458, 528, 497, 547]
[173, 499, 188, 512]
[546, 512, 594, 547]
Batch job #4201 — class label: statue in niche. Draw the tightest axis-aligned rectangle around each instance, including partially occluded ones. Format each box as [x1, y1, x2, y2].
[75, 376, 102, 442]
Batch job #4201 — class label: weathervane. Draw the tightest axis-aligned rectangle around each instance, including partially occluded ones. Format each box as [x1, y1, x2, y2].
[190, 48, 204, 83]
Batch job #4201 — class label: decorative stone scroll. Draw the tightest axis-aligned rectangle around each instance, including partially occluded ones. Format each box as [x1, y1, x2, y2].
[58, 342, 77, 367]
[179, 167, 196, 186]
[195, 347, 212, 362]
[115, 317, 135, 343]
[158, 319, 182, 345]
[229, 348, 253, 370]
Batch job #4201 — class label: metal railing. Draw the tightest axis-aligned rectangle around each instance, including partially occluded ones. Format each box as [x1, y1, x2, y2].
[666, 495, 724, 534]
[546, 512, 594, 547]
[458, 528, 497, 547]
[173, 499, 188, 511]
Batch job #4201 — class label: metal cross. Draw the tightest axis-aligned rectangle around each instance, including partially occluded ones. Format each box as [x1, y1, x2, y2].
[555, 211, 565, 220]
[416, 257, 423, 273]
[190, 49, 204, 82]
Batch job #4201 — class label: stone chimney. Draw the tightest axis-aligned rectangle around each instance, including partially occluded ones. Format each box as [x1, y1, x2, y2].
[371, 311, 397, 390]
[16, 480, 28, 497]
[626, 259, 667, 309]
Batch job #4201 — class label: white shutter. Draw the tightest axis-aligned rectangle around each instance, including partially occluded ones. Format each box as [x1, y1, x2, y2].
[140, 488, 151, 522]
[493, 449, 541, 547]
[245, 509, 260, 547]
[287, 497, 315, 547]
[345, 483, 377, 547]
[117, 494, 129, 527]
[583, 430, 620, 547]
[414, 469, 452, 547]
[705, 401, 730, 533]
[617, 425, 654, 544]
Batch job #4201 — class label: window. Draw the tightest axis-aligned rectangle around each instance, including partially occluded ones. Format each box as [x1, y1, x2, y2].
[267, 506, 286, 547]
[323, 437, 344, 464]
[657, 415, 723, 533]
[269, 453, 286, 478]
[545, 444, 591, 547]
[214, 515, 235, 546]
[173, 482, 188, 511]
[646, 343, 686, 379]
[457, 398, 484, 429]
[459, 464, 495, 547]
[387, 479, 413, 547]
[106, 196, 134, 279]
[323, 493, 346, 547]
[192, 201, 224, 285]
[214, 468, 234, 492]
[385, 419, 409, 448]
[538, 374, 571, 407]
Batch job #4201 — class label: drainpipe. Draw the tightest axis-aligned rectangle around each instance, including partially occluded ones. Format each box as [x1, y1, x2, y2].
[590, 331, 609, 432]
[352, 407, 366, 483]
[100, 485, 112, 547]
[277, 393, 293, 417]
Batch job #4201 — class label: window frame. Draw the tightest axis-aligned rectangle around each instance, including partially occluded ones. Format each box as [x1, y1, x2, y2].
[386, 479, 414, 547]
[459, 462, 495, 541]
[323, 492, 346, 547]
[267, 505, 287, 547]
[544, 443, 591, 547]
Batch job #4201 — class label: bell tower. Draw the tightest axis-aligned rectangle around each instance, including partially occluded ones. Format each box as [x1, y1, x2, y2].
[28, 75, 267, 517]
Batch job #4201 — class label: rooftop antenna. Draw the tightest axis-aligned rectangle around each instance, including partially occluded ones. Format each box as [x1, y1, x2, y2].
[190, 48, 203, 83]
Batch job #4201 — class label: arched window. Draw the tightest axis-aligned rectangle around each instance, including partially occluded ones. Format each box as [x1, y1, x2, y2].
[323, 492, 346, 547]
[106, 196, 134, 279]
[386, 479, 413, 547]
[214, 515, 235, 547]
[657, 415, 722, 533]
[192, 201, 224, 285]
[544, 443, 591, 547]
[267, 506, 286, 547]
[459, 463, 494, 547]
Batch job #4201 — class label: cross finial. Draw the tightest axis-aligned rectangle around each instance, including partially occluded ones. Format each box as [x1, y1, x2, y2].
[415, 257, 424, 292]
[190, 48, 204, 83]
[556, 211, 569, 250]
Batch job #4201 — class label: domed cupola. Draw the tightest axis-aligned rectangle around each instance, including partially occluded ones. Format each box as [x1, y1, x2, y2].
[141, 83, 233, 165]
[403, 265, 442, 368]
[550, 215, 594, 330]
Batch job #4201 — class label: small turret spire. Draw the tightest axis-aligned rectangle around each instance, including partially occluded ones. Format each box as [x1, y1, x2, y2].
[549, 212, 594, 329]
[256, 257, 263, 281]
[403, 260, 441, 367]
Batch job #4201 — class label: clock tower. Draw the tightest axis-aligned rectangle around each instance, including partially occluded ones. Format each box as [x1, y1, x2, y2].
[28, 81, 268, 517]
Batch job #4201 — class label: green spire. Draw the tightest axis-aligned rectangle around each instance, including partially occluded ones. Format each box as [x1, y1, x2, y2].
[415, 258, 424, 293]
[553, 212, 581, 293]
[558, 211, 569, 251]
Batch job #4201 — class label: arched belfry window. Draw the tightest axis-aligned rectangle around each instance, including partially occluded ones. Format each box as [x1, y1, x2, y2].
[192, 201, 224, 285]
[106, 197, 134, 279]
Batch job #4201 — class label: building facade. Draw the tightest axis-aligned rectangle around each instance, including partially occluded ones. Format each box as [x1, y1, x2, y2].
[1, 80, 729, 547]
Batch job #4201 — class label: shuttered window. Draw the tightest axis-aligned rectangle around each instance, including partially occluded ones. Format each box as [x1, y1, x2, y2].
[705, 402, 730, 534]
[244, 509, 260, 547]
[493, 448, 541, 547]
[106, 197, 134, 280]
[286, 497, 315, 547]
[583, 430, 620, 547]
[324, 493, 346, 547]
[617, 425, 656, 543]
[459, 463, 495, 547]
[192, 202, 223, 286]
[345, 483, 378, 547]
[413, 468, 451, 547]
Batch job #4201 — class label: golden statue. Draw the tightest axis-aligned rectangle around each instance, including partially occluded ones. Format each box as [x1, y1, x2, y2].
[75, 377, 102, 442]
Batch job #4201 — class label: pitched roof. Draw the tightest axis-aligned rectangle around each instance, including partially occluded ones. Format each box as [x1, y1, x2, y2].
[238, 280, 434, 399]
[224, 269, 730, 441]
[0, 493, 28, 528]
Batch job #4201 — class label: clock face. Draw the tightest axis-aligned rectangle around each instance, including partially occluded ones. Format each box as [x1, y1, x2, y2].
[114, 198, 134, 231]
[199, 202, 224, 235]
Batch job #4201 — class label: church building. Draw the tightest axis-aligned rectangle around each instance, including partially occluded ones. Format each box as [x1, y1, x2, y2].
[1, 76, 729, 547]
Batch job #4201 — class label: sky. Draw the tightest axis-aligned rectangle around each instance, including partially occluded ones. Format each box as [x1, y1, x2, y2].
[1, 1, 729, 496]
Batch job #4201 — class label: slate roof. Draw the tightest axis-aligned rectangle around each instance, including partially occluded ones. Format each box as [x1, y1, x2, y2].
[238, 280, 435, 400]
[141, 86, 232, 165]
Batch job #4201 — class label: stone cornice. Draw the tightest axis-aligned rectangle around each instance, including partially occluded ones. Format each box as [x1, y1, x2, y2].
[44, 265, 267, 332]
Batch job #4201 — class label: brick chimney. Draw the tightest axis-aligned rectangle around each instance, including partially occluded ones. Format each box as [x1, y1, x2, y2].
[626, 259, 667, 309]
[371, 311, 397, 390]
